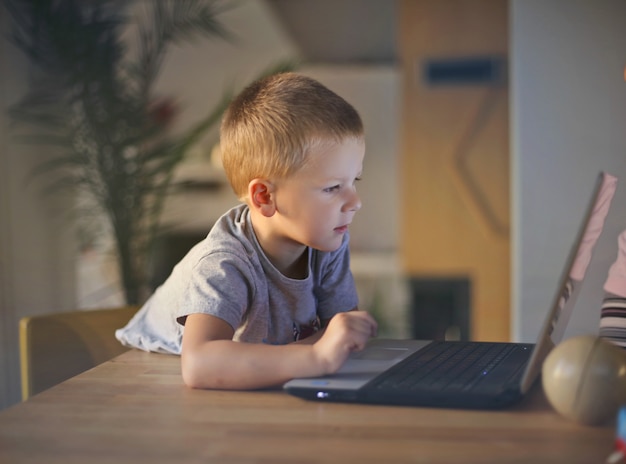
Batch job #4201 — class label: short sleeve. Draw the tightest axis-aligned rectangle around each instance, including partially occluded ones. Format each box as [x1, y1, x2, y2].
[178, 251, 256, 331]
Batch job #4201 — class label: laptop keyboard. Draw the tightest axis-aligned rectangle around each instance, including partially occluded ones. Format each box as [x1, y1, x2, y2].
[367, 341, 529, 393]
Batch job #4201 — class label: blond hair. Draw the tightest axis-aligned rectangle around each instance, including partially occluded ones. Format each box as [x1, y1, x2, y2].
[220, 72, 364, 199]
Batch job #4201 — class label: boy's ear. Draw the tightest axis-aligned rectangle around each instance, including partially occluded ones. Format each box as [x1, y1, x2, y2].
[248, 179, 276, 217]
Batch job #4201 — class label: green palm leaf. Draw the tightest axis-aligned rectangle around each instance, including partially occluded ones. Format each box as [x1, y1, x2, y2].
[4, 0, 295, 305]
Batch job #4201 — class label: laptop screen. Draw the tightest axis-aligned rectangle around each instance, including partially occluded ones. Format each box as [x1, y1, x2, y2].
[520, 171, 618, 393]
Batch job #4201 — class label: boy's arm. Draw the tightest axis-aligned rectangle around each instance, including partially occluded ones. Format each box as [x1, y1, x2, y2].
[181, 310, 376, 390]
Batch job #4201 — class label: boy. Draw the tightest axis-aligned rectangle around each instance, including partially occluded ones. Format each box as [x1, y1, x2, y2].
[116, 72, 378, 390]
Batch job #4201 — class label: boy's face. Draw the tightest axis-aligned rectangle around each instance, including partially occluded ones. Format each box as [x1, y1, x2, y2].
[271, 137, 365, 252]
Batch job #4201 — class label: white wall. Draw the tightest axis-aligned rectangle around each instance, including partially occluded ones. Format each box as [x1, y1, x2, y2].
[511, 0, 626, 342]
[0, 14, 78, 408]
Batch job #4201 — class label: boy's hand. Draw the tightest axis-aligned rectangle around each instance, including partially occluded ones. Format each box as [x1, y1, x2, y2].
[312, 311, 378, 374]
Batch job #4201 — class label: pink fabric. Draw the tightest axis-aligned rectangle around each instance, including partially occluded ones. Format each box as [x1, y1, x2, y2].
[570, 173, 618, 281]
[604, 229, 626, 297]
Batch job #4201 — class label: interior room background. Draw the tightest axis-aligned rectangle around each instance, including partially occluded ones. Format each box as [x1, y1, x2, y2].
[1, 0, 625, 410]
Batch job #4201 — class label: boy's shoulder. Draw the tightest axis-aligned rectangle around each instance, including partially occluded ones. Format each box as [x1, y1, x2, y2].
[191, 204, 257, 263]
[208, 204, 250, 244]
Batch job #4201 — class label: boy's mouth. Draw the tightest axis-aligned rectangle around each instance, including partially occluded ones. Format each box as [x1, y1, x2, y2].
[334, 224, 349, 233]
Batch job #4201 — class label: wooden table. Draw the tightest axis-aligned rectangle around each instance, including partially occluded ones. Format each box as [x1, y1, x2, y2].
[0, 349, 615, 464]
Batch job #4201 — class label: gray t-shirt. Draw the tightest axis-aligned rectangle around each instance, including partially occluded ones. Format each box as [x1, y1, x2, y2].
[115, 204, 358, 354]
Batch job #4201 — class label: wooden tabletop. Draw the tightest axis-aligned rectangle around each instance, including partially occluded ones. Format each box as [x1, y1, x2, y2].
[0, 349, 616, 464]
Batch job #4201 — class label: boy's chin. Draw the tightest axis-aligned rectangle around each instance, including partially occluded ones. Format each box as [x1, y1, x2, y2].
[311, 240, 343, 253]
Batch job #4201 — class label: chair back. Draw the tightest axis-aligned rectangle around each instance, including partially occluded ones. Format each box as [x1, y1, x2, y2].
[19, 306, 139, 400]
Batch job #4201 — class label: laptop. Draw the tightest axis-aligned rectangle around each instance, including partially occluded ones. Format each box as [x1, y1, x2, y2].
[284, 171, 618, 409]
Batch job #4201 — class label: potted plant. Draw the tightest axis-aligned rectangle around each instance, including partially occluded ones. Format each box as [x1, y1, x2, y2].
[4, 0, 293, 305]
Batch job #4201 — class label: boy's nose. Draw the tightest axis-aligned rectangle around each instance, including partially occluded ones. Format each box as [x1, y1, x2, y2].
[346, 190, 362, 212]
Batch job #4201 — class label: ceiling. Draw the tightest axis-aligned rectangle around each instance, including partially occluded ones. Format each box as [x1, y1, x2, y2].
[263, 0, 398, 64]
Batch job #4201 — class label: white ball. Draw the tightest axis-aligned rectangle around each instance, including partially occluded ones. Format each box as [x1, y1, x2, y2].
[542, 335, 626, 426]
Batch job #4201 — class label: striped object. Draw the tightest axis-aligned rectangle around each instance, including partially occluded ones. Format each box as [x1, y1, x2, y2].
[601, 229, 626, 349]
[600, 296, 626, 349]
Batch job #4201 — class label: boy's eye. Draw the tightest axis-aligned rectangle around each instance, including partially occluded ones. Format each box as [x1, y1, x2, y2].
[323, 177, 361, 193]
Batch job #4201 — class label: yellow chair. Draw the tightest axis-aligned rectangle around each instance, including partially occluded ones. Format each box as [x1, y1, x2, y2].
[19, 306, 139, 401]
